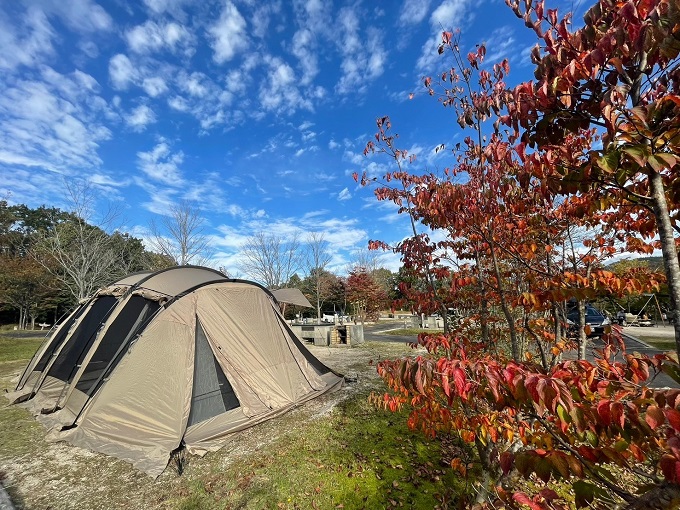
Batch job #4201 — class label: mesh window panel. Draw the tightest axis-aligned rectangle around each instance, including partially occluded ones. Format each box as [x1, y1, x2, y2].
[46, 296, 118, 382]
[33, 303, 89, 372]
[75, 296, 160, 395]
[187, 320, 239, 426]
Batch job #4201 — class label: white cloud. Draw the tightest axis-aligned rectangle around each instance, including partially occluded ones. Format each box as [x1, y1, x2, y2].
[294, 149, 305, 157]
[178, 71, 209, 97]
[208, 1, 248, 64]
[182, 173, 229, 211]
[142, 0, 192, 16]
[251, 3, 282, 39]
[142, 76, 168, 97]
[291, 28, 318, 85]
[40, 0, 114, 33]
[338, 187, 352, 200]
[417, 0, 471, 72]
[258, 55, 311, 114]
[399, 0, 432, 24]
[0, 150, 53, 170]
[168, 95, 190, 112]
[226, 204, 244, 216]
[89, 173, 129, 188]
[329, 139, 340, 150]
[136, 142, 184, 185]
[126, 105, 157, 131]
[0, 167, 71, 209]
[109, 53, 137, 89]
[335, 9, 386, 94]
[0, 72, 111, 176]
[299, 120, 314, 130]
[0, 7, 54, 71]
[78, 40, 99, 58]
[481, 26, 516, 66]
[126, 20, 193, 55]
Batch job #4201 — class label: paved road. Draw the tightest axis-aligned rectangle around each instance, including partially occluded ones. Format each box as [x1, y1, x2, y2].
[364, 322, 678, 388]
[363, 322, 420, 344]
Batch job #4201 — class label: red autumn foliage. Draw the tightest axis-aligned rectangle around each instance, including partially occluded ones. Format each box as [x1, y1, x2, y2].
[359, 1, 680, 507]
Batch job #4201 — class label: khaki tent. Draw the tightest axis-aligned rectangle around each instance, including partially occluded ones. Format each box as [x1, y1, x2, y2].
[6, 266, 343, 477]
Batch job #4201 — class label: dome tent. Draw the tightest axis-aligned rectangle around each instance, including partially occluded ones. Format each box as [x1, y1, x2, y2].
[6, 266, 343, 477]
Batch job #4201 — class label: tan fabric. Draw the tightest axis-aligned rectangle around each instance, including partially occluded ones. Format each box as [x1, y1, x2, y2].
[271, 288, 313, 308]
[184, 371, 343, 455]
[17, 376, 67, 415]
[58, 297, 196, 477]
[4, 371, 41, 404]
[197, 285, 325, 409]
[135, 266, 226, 296]
[111, 271, 153, 286]
[17, 273, 343, 478]
[4, 301, 88, 405]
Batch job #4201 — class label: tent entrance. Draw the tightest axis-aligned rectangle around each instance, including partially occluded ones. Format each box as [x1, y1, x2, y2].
[187, 320, 239, 427]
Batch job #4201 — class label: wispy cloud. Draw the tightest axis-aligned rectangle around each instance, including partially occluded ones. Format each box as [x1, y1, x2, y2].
[335, 8, 386, 94]
[0, 69, 111, 176]
[416, 0, 472, 73]
[258, 54, 311, 114]
[109, 54, 137, 89]
[208, 1, 248, 64]
[136, 141, 184, 185]
[126, 20, 194, 56]
[399, 0, 432, 25]
[338, 187, 351, 200]
[481, 26, 516, 66]
[126, 104, 157, 131]
[41, 0, 114, 33]
[0, 7, 54, 71]
[142, 76, 168, 97]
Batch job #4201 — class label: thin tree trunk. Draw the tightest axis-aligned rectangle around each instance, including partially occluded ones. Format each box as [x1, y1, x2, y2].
[474, 251, 490, 345]
[649, 171, 680, 358]
[489, 237, 520, 361]
[578, 299, 588, 360]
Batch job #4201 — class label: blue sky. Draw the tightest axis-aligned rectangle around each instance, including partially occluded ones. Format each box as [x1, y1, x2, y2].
[0, 0, 572, 276]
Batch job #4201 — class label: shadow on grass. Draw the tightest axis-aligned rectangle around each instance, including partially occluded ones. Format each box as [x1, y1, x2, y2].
[173, 391, 472, 510]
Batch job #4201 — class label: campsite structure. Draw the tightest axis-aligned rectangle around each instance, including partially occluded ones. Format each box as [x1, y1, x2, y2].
[5, 266, 343, 476]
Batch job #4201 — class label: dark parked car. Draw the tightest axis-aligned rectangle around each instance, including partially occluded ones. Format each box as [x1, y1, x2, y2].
[567, 305, 611, 338]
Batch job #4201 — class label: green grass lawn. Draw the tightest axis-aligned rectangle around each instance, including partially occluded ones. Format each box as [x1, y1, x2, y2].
[0, 336, 472, 509]
[173, 394, 468, 510]
[639, 338, 677, 352]
[0, 333, 44, 363]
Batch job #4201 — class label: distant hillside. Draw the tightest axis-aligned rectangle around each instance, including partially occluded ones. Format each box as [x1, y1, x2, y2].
[607, 256, 665, 272]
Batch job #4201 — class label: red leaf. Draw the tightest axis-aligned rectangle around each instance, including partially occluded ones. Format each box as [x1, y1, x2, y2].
[597, 400, 611, 426]
[665, 409, 680, 432]
[453, 367, 466, 397]
[500, 452, 514, 475]
[645, 405, 665, 430]
[660, 454, 679, 482]
[512, 492, 534, 506]
[611, 401, 625, 428]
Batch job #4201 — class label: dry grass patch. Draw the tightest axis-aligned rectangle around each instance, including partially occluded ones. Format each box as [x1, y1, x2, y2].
[0, 341, 469, 509]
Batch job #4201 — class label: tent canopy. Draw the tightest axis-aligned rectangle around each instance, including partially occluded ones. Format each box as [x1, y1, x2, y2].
[271, 288, 313, 308]
[6, 266, 342, 477]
